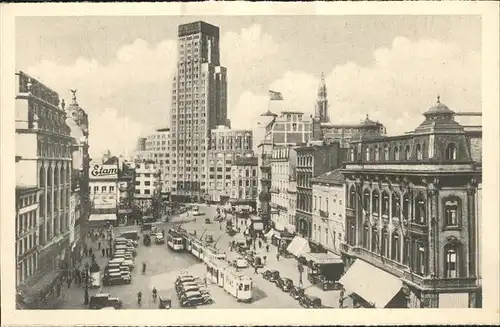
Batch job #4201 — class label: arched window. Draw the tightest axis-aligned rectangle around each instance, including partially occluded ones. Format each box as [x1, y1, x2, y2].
[54, 166, 59, 185]
[445, 143, 457, 160]
[363, 224, 370, 249]
[347, 221, 356, 246]
[384, 145, 389, 161]
[39, 166, 45, 187]
[416, 242, 427, 276]
[394, 146, 400, 160]
[403, 237, 410, 266]
[391, 232, 401, 262]
[382, 191, 389, 216]
[402, 192, 411, 219]
[405, 145, 411, 160]
[318, 226, 322, 244]
[371, 226, 379, 253]
[415, 193, 426, 224]
[47, 166, 53, 187]
[363, 189, 370, 213]
[444, 198, 460, 227]
[391, 192, 400, 218]
[416, 144, 423, 160]
[365, 147, 370, 161]
[350, 148, 355, 161]
[372, 190, 380, 215]
[375, 147, 380, 161]
[349, 186, 356, 209]
[444, 243, 459, 278]
[381, 229, 389, 257]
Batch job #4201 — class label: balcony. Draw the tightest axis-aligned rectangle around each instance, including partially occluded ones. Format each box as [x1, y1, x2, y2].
[319, 210, 329, 218]
[342, 244, 479, 291]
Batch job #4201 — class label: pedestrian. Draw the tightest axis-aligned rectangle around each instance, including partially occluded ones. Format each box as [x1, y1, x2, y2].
[276, 252, 280, 261]
[89, 248, 93, 256]
[102, 248, 105, 257]
[263, 255, 267, 265]
[98, 241, 101, 250]
[339, 297, 344, 309]
[266, 244, 270, 252]
[67, 277, 72, 288]
[254, 265, 258, 274]
[258, 240, 262, 249]
[91, 253, 95, 262]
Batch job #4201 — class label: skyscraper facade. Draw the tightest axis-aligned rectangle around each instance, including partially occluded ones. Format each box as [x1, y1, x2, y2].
[169, 21, 228, 202]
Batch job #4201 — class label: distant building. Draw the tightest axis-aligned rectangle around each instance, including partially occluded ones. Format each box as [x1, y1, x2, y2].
[132, 160, 161, 217]
[268, 111, 313, 146]
[321, 115, 386, 149]
[230, 155, 258, 208]
[207, 125, 253, 203]
[339, 98, 482, 308]
[312, 169, 345, 255]
[295, 141, 344, 245]
[136, 137, 147, 151]
[270, 146, 297, 232]
[143, 128, 171, 194]
[89, 161, 119, 225]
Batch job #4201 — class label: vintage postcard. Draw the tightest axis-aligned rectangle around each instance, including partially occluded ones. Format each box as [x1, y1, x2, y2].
[1, 1, 499, 326]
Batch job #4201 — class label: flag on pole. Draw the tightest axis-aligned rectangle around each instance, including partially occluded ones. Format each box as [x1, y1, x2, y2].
[269, 90, 284, 101]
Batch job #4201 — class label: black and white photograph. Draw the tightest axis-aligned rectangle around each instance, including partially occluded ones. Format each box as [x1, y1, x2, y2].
[1, 2, 499, 326]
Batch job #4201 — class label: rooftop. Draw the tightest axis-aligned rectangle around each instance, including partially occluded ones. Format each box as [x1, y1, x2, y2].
[312, 169, 344, 185]
[233, 156, 258, 166]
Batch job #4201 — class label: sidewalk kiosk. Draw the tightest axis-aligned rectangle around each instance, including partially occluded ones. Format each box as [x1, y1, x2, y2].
[303, 252, 344, 291]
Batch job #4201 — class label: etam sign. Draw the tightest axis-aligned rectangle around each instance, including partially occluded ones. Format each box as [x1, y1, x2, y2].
[90, 164, 118, 179]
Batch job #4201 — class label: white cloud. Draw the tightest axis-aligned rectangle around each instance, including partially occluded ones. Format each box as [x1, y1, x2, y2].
[23, 31, 480, 159]
[231, 36, 481, 136]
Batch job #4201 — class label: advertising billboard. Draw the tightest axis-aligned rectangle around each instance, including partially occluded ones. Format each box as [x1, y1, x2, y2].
[93, 193, 117, 209]
[89, 164, 118, 180]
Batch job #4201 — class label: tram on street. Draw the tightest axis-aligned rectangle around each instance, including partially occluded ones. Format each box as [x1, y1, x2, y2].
[190, 238, 204, 259]
[202, 246, 227, 263]
[206, 258, 253, 303]
[166, 228, 185, 251]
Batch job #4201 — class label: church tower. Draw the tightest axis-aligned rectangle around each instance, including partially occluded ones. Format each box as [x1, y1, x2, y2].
[315, 72, 329, 123]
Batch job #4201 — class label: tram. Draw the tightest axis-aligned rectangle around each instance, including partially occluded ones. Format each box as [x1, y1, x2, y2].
[202, 246, 227, 264]
[206, 258, 253, 302]
[190, 238, 204, 260]
[166, 228, 185, 251]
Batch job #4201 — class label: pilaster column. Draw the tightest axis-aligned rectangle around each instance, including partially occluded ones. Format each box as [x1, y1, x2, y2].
[467, 180, 477, 277]
[427, 180, 439, 277]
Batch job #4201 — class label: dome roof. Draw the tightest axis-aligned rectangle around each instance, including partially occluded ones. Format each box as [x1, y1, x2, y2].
[424, 96, 455, 116]
[360, 114, 379, 127]
[260, 110, 278, 117]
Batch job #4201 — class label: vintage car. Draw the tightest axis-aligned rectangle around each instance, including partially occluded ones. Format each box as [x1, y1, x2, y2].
[299, 294, 323, 309]
[89, 293, 123, 309]
[180, 291, 213, 307]
[276, 277, 294, 292]
[262, 269, 280, 282]
[226, 228, 237, 236]
[234, 257, 248, 268]
[158, 295, 172, 309]
[143, 234, 151, 246]
[175, 275, 195, 285]
[204, 217, 211, 224]
[102, 272, 131, 286]
[155, 233, 165, 244]
[289, 284, 305, 300]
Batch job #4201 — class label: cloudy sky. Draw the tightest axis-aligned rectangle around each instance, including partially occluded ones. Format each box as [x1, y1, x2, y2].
[16, 15, 481, 158]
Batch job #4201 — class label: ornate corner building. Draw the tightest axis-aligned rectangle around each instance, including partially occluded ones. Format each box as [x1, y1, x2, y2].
[339, 97, 482, 308]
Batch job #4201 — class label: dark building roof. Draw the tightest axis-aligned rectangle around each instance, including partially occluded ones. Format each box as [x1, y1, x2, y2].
[312, 169, 345, 185]
[260, 110, 278, 117]
[178, 21, 219, 38]
[16, 186, 40, 194]
[233, 156, 258, 166]
[413, 96, 464, 135]
[156, 127, 170, 132]
[103, 156, 119, 165]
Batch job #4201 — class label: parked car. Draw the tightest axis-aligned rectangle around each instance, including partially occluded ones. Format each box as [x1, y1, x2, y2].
[234, 257, 248, 268]
[226, 228, 237, 236]
[180, 291, 213, 307]
[143, 234, 151, 246]
[102, 273, 131, 286]
[289, 284, 305, 300]
[89, 293, 122, 309]
[175, 275, 195, 286]
[155, 233, 165, 244]
[262, 269, 279, 281]
[176, 282, 201, 295]
[299, 294, 323, 308]
[158, 295, 172, 309]
[276, 277, 293, 292]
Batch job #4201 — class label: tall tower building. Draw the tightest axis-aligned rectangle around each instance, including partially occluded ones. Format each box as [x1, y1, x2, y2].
[315, 72, 329, 123]
[170, 21, 228, 201]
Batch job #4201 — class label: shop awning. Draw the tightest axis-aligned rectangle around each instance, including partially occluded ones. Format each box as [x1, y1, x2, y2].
[339, 259, 402, 308]
[303, 252, 343, 265]
[253, 222, 264, 231]
[286, 236, 310, 257]
[89, 214, 117, 222]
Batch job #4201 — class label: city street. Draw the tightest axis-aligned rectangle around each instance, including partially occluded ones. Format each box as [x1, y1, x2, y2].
[55, 205, 305, 309]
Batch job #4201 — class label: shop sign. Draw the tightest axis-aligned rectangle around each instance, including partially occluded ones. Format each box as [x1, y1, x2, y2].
[89, 164, 118, 180]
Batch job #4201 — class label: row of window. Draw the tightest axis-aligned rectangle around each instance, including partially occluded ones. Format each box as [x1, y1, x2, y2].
[16, 209, 37, 235]
[38, 189, 70, 217]
[17, 252, 37, 285]
[90, 185, 116, 193]
[312, 225, 341, 250]
[38, 165, 71, 187]
[19, 193, 37, 208]
[297, 155, 313, 167]
[38, 213, 69, 245]
[348, 187, 461, 227]
[350, 142, 458, 162]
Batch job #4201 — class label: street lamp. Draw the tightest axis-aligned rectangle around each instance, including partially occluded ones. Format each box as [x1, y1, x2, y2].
[83, 262, 89, 305]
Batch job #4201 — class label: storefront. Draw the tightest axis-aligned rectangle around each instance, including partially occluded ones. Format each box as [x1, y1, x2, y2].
[302, 252, 344, 291]
[339, 258, 407, 308]
[87, 213, 118, 228]
[266, 229, 295, 249]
